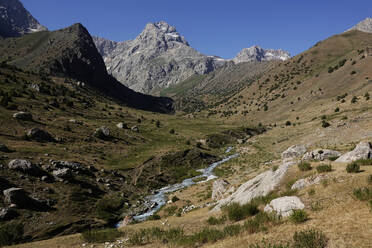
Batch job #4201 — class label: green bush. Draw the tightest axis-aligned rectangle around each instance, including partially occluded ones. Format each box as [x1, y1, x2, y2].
[321, 120, 330, 128]
[148, 214, 161, 220]
[289, 209, 308, 224]
[206, 215, 226, 225]
[223, 224, 242, 237]
[0, 223, 24, 246]
[82, 228, 123, 243]
[293, 229, 328, 248]
[169, 129, 175, 134]
[223, 202, 259, 222]
[353, 187, 372, 201]
[298, 162, 312, 171]
[164, 206, 178, 217]
[316, 164, 332, 173]
[328, 156, 339, 161]
[355, 158, 372, 166]
[244, 219, 261, 234]
[346, 162, 360, 173]
[368, 174, 372, 184]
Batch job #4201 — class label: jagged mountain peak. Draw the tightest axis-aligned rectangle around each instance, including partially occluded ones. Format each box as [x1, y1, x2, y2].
[138, 20, 188, 45]
[233, 46, 290, 64]
[0, 0, 47, 38]
[347, 17, 372, 33]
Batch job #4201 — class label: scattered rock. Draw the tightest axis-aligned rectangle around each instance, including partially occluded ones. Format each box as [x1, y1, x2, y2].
[94, 126, 111, 138]
[211, 179, 234, 201]
[13, 112, 33, 121]
[116, 122, 128, 129]
[8, 159, 43, 176]
[264, 196, 305, 217]
[336, 141, 372, 163]
[131, 126, 139, 132]
[291, 175, 329, 190]
[213, 160, 295, 211]
[281, 145, 307, 160]
[302, 149, 341, 161]
[27, 128, 54, 142]
[0, 208, 18, 221]
[52, 168, 72, 179]
[69, 119, 83, 125]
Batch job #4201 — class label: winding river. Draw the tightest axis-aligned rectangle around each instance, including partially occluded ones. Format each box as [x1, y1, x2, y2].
[123, 147, 238, 223]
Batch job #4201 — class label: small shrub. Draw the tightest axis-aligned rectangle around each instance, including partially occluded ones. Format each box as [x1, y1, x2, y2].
[368, 174, 372, 184]
[169, 129, 175, 134]
[293, 229, 328, 248]
[82, 229, 122, 243]
[289, 209, 308, 224]
[148, 214, 161, 220]
[223, 202, 259, 222]
[223, 224, 242, 237]
[207, 215, 226, 225]
[350, 70, 356, 75]
[316, 164, 332, 173]
[346, 162, 360, 173]
[321, 120, 330, 128]
[310, 201, 323, 212]
[328, 156, 339, 161]
[285, 121, 291, 126]
[334, 107, 339, 112]
[308, 189, 316, 196]
[196, 142, 202, 148]
[0, 223, 24, 246]
[355, 158, 372, 166]
[171, 196, 179, 202]
[351, 96, 358, 103]
[298, 162, 312, 171]
[353, 187, 372, 201]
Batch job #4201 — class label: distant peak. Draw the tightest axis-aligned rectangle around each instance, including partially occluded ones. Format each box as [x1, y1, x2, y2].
[347, 17, 372, 33]
[233, 46, 290, 63]
[139, 21, 188, 45]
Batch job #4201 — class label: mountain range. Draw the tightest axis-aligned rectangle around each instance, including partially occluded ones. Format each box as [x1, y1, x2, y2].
[93, 21, 291, 94]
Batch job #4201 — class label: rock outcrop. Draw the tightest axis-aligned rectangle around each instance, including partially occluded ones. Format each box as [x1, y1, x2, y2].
[336, 141, 372, 163]
[8, 159, 43, 176]
[302, 149, 341, 161]
[291, 175, 329, 190]
[0, 0, 47, 38]
[13, 112, 33, 121]
[232, 46, 290, 64]
[347, 18, 372, 33]
[211, 179, 234, 201]
[264, 196, 305, 217]
[26, 128, 54, 142]
[94, 126, 111, 138]
[213, 160, 295, 210]
[281, 145, 307, 160]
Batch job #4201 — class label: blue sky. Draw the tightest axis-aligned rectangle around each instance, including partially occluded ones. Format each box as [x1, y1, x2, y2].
[23, 0, 371, 58]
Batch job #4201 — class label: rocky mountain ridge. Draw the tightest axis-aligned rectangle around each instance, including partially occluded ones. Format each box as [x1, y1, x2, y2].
[0, 0, 47, 38]
[347, 17, 372, 33]
[93, 21, 290, 94]
[232, 45, 290, 64]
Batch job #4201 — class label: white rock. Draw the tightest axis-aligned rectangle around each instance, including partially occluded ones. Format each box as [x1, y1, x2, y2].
[302, 149, 341, 161]
[281, 145, 306, 160]
[212, 179, 233, 200]
[336, 141, 372, 163]
[291, 175, 328, 190]
[264, 196, 305, 217]
[212, 160, 295, 211]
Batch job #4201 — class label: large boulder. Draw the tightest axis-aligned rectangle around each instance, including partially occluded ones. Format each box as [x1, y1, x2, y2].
[52, 168, 73, 179]
[264, 196, 305, 217]
[27, 128, 54, 142]
[116, 122, 128, 129]
[212, 179, 234, 201]
[13, 112, 33, 121]
[281, 145, 306, 160]
[302, 149, 341, 161]
[212, 160, 295, 211]
[94, 126, 110, 138]
[3, 188, 30, 207]
[8, 159, 43, 176]
[291, 175, 328, 190]
[336, 141, 372, 163]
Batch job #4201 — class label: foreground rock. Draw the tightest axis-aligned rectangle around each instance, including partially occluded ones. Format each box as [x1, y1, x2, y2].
[116, 122, 128, 129]
[3, 187, 50, 210]
[336, 141, 372, 163]
[13, 112, 33, 121]
[291, 175, 329, 190]
[212, 179, 234, 201]
[0, 208, 18, 221]
[302, 149, 341, 161]
[94, 126, 110, 138]
[281, 145, 306, 160]
[27, 128, 54, 142]
[52, 168, 73, 179]
[8, 159, 43, 176]
[264, 196, 305, 217]
[213, 160, 295, 210]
